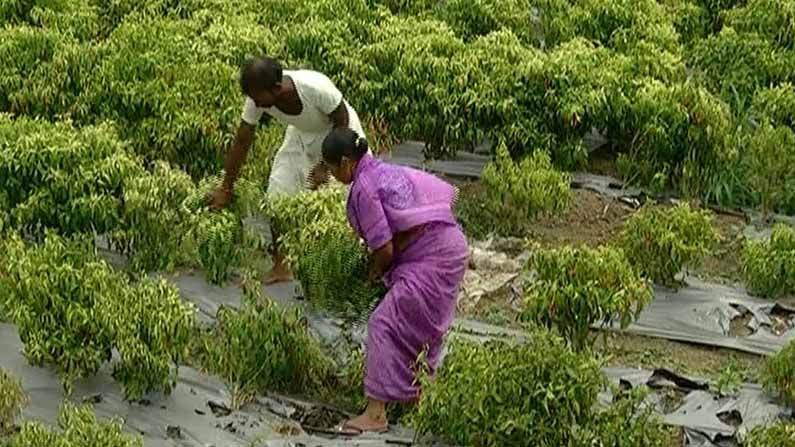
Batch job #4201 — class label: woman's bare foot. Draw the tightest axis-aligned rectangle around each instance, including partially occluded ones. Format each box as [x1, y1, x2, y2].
[338, 399, 388, 435]
[261, 267, 293, 285]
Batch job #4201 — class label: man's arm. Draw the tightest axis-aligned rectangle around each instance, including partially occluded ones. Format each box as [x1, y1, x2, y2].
[328, 100, 349, 129]
[222, 121, 255, 191]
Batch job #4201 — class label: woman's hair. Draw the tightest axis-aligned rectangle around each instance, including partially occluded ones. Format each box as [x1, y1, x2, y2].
[322, 128, 368, 165]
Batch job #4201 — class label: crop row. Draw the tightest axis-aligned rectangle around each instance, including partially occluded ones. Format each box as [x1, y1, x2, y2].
[0, 0, 793, 211]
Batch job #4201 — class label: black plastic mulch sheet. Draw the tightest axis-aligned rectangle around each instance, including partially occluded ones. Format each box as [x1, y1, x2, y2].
[0, 273, 420, 446]
[602, 367, 792, 447]
[595, 276, 795, 356]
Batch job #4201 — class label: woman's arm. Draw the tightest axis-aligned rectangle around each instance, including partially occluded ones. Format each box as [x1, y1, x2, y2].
[368, 241, 394, 283]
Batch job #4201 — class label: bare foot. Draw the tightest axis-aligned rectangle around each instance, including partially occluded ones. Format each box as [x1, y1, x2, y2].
[261, 269, 294, 285]
[338, 413, 388, 435]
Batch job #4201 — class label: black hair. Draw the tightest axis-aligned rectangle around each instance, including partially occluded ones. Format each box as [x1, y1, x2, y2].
[322, 128, 368, 165]
[239, 57, 283, 96]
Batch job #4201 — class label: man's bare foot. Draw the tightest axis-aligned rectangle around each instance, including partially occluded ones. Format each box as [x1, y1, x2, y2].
[261, 269, 294, 285]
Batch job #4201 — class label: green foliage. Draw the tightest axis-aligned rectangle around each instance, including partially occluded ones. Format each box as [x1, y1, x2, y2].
[521, 245, 654, 350]
[741, 123, 795, 216]
[296, 229, 385, 323]
[722, 0, 795, 50]
[0, 232, 196, 399]
[576, 386, 668, 447]
[752, 83, 795, 129]
[262, 186, 350, 268]
[762, 338, 795, 405]
[201, 296, 333, 409]
[744, 420, 795, 447]
[112, 161, 195, 272]
[0, 368, 28, 433]
[413, 334, 606, 446]
[0, 116, 143, 237]
[103, 279, 196, 401]
[619, 203, 720, 286]
[710, 355, 747, 396]
[263, 185, 384, 321]
[688, 27, 790, 112]
[616, 80, 735, 202]
[433, 0, 543, 44]
[742, 224, 795, 299]
[481, 145, 572, 236]
[6, 401, 142, 447]
[660, 0, 711, 44]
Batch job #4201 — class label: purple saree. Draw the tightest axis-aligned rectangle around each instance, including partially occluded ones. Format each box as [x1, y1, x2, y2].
[347, 153, 469, 403]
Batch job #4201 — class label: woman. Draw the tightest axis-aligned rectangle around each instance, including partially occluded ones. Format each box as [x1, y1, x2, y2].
[321, 128, 469, 435]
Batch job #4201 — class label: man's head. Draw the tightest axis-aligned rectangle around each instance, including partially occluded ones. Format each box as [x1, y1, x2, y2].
[240, 57, 283, 107]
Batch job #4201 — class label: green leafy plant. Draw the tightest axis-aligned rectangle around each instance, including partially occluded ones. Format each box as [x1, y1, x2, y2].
[412, 334, 605, 446]
[521, 245, 654, 350]
[0, 232, 196, 399]
[762, 339, 795, 405]
[576, 386, 668, 447]
[744, 419, 795, 447]
[103, 279, 196, 401]
[201, 293, 333, 409]
[710, 355, 747, 396]
[0, 368, 28, 434]
[752, 83, 795, 129]
[741, 123, 795, 217]
[0, 116, 143, 237]
[6, 401, 142, 447]
[619, 202, 720, 286]
[742, 224, 795, 299]
[481, 145, 572, 236]
[296, 229, 385, 323]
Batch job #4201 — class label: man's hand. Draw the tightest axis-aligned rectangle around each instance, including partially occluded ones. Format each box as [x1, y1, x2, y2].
[306, 162, 330, 190]
[208, 186, 233, 211]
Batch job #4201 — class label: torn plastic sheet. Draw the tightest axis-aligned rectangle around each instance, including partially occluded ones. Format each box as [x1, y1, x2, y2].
[597, 276, 795, 356]
[601, 367, 791, 447]
[0, 322, 423, 447]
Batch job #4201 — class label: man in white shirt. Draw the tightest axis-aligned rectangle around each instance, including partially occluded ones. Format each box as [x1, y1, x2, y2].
[209, 56, 366, 284]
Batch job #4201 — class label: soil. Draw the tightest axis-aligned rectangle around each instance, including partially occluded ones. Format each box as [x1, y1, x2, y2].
[595, 332, 763, 382]
[729, 305, 755, 337]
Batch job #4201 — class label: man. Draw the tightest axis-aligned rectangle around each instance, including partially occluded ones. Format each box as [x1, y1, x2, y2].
[209, 56, 366, 284]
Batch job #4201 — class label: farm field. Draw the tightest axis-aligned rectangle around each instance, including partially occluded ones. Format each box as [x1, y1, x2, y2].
[1, 0, 795, 446]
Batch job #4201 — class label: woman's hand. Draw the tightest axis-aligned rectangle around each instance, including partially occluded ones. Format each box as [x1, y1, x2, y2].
[368, 241, 394, 284]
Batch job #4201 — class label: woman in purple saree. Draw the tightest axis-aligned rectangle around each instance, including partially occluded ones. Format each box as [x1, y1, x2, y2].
[321, 128, 469, 435]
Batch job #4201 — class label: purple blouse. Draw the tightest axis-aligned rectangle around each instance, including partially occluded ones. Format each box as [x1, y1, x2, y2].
[347, 153, 458, 252]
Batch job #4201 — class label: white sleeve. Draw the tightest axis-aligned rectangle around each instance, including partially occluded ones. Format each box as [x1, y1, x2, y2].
[301, 72, 344, 115]
[241, 96, 264, 125]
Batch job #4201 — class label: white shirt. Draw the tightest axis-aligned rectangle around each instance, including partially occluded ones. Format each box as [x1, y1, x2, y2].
[241, 69, 348, 136]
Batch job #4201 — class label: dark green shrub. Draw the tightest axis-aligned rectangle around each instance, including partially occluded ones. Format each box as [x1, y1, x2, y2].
[752, 83, 795, 129]
[741, 124, 795, 216]
[577, 386, 668, 447]
[201, 295, 333, 409]
[660, 0, 711, 44]
[619, 202, 720, 286]
[722, 0, 795, 50]
[0, 116, 143, 237]
[0, 232, 196, 399]
[6, 401, 142, 447]
[481, 145, 572, 236]
[0, 368, 28, 434]
[742, 224, 795, 299]
[762, 339, 795, 405]
[413, 334, 605, 446]
[521, 245, 654, 349]
[687, 27, 790, 111]
[616, 80, 735, 202]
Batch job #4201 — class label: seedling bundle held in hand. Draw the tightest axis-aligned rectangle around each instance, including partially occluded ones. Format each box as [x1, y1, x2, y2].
[263, 186, 385, 322]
